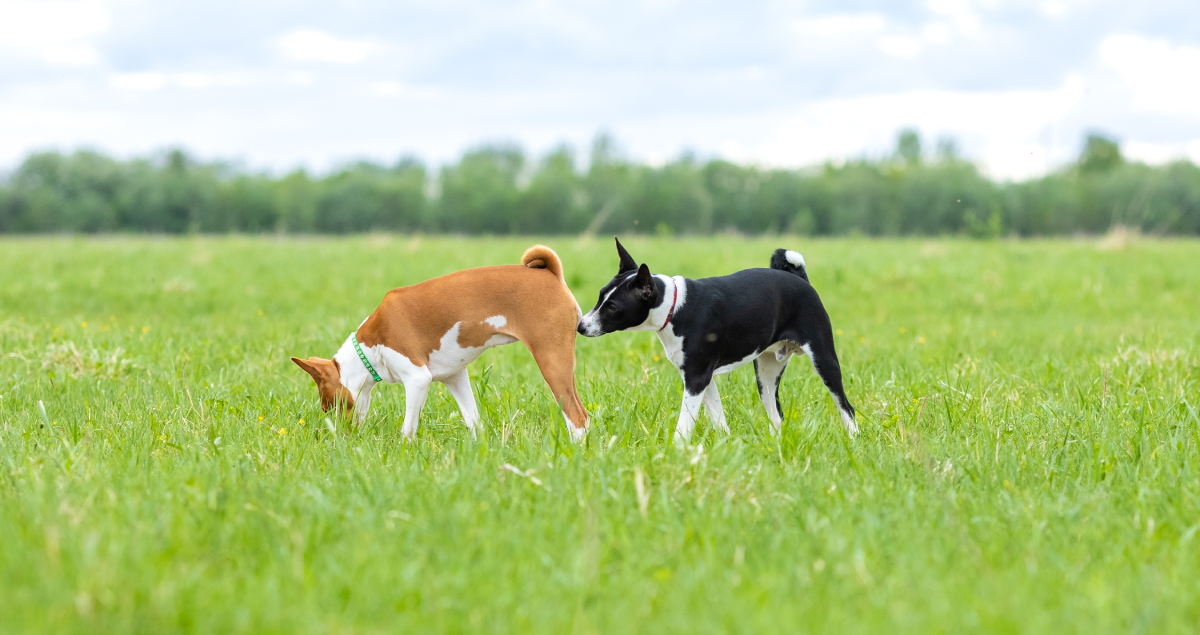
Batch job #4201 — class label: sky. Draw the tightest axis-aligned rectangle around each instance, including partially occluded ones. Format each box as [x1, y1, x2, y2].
[1, 0, 1198, 180]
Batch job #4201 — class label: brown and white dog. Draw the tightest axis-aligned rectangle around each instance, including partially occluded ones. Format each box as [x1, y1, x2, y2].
[291, 245, 589, 440]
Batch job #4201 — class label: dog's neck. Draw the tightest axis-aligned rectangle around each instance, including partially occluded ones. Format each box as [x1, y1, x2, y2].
[334, 331, 383, 404]
[629, 274, 686, 332]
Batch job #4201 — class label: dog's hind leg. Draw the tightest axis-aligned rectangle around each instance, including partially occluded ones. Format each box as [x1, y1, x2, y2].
[443, 368, 481, 438]
[754, 352, 790, 437]
[702, 381, 729, 435]
[525, 340, 589, 442]
[800, 338, 858, 437]
[400, 370, 433, 439]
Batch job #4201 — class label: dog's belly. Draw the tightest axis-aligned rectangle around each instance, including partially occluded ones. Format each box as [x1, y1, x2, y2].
[426, 322, 517, 380]
[713, 341, 790, 375]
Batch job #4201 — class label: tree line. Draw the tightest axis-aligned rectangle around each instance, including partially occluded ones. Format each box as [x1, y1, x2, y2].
[2, 132, 1198, 236]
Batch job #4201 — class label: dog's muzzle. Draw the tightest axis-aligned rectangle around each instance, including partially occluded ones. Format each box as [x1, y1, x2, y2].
[577, 316, 602, 337]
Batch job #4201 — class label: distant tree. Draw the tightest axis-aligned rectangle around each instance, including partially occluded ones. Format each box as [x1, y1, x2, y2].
[1, 131, 1197, 237]
[1078, 134, 1123, 174]
[896, 129, 922, 166]
[437, 145, 524, 233]
[520, 146, 587, 233]
[936, 137, 960, 162]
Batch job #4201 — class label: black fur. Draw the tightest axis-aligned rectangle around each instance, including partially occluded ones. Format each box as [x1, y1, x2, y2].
[769, 249, 809, 281]
[579, 238, 856, 438]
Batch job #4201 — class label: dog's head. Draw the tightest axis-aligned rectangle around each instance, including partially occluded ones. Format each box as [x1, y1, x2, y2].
[577, 237, 661, 337]
[291, 356, 355, 415]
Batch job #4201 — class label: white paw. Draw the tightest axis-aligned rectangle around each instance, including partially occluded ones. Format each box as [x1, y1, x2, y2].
[568, 425, 588, 444]
[840, 410, 859, 438]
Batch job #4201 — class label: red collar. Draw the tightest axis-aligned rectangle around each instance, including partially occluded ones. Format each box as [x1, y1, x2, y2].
[658, 280, 678, 332]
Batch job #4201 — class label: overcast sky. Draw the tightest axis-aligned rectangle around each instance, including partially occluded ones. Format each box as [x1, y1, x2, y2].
[1, 0, 1198, 179]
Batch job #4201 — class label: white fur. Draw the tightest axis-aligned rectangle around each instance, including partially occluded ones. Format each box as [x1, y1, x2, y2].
[801, 343, 858, 437]
[702, 382, 728, 433]
[754, 349, 790, 436]
[714, 348, 761, 375]
[427, 322, 514, 380]
[341, 320, 520, 439]
[674, 389, 706, 444]
[785, 250, 805, 268]
[333, 336, 378, 424]
[630, 275, 686, 333]
[443, 368, 481, 437]
[484, 315, 507, 328]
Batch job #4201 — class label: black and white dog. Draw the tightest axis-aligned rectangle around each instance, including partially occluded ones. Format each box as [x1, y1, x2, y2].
[578, 238, 857, 442]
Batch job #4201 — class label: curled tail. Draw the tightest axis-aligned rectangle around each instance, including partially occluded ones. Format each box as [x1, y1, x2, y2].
[522, 244, 565, 281]
[522, 244, 579, 317]
[770, 248, 809, 282]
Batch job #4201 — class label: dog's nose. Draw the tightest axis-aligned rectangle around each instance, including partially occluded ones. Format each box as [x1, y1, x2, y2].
[576, 321, 587, 335]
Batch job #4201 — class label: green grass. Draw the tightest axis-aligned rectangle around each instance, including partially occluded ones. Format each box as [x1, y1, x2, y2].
[1, 235, 1198, 634]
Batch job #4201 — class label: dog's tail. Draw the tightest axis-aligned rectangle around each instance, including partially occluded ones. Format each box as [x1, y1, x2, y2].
[770, 249, 809, 282]
[522, 244, 565, 282]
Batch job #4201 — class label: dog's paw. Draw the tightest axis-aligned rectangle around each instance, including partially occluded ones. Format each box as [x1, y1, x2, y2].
[568, 425, 588, 444]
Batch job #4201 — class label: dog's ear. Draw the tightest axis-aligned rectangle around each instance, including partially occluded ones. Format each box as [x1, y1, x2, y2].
[615, 237, 638, 274]
[634, 263, 657, 300]
[292, 356, 330, 383]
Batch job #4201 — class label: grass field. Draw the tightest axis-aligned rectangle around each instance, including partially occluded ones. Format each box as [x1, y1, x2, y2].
[1, 235, 1198, 633]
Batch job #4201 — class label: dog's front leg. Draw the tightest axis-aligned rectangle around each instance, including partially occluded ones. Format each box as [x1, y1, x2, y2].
[400, 373, 433, 439]
[442, 368, 481, 438]
[675, 370, 713, 444]
[702, 381, 729, 434]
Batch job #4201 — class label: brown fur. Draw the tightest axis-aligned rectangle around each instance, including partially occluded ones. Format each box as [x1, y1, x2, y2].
[291, 357, 354, 411]
[293, 245, 588, 432]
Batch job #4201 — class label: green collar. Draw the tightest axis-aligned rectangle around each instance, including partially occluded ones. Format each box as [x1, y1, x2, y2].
[350, 333, 382, 382]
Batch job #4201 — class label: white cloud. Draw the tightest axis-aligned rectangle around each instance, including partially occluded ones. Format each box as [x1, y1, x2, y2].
[926, 0, 981, 34]
[110, 72, 166, 91]
[367, 80, 438, 99]
[283, 71, 315, 86]
[730, 74, 1087, 180]
[1123, 140, 1192, 165]
[878, 36, 922, 58]
[1039, 2, 1068, 18]
[1100, 35, 1200, 118]
[789, 13, 886, 38]
[276, 29, 374, 64]
[1, 2, 1198, 181]
[788, 12, 889, 53]
[41, 45, 100, 67]
[0, 0, 109, 47]
[922, 22, 951, 43]
[0, 0, 108, 67]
